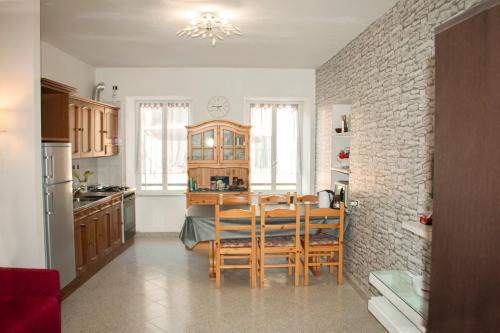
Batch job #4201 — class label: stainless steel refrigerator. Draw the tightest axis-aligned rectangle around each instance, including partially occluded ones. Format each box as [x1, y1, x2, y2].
[42, 142, 76, 288]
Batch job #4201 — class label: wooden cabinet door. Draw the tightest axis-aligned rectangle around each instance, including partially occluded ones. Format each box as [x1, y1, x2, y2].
[104, 107, 119, 156]
[86, 214, 100, 264]
[96, 209, 113, 256]
[93, 107, 106, 157]
[69, 102, 81, 158]
[80, 105, 93, 158]
[188, 126, 218, 164]
[74, 220, 87, 275]
[219, 126, 249, 164]
[111, 203, 122, 247]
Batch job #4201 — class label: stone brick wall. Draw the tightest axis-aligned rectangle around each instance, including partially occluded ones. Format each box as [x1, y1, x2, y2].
[315, 0, 483, 293]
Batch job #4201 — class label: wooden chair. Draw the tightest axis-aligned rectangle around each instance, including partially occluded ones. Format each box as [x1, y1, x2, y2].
[258, 192, 291, 205]
[302, 202, 345, 286]
[258, 203, 301, 287]
[215, 203, 257, 289]
[293, 192, 318, 204]
[219, 194, 251, 206]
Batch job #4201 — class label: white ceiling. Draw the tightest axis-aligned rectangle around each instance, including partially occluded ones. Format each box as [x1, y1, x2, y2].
[41, 0, 397, 68]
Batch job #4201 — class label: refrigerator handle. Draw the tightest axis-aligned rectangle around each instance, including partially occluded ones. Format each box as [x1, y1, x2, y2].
[43, 156, 50, 180]
[43, 155, 55, 180]
[46, 192, 55, 215]
[49, 155, 55, 179]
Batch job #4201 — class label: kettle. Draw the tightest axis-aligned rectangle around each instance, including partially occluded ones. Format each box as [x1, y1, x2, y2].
[318, 190, 335, 208]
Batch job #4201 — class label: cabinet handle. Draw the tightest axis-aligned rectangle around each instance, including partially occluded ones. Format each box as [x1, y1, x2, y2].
[80, 224, 86, 227]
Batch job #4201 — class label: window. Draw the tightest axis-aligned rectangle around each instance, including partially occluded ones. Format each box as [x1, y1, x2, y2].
[249, 102, 300, 191]
[137, 101, 190, 191]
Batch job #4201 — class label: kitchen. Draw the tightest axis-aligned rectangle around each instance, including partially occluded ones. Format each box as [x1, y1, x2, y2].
[41, 78, 136, 293]
[1, 0, 499, 332]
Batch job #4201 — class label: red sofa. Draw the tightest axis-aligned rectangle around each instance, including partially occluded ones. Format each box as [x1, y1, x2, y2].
[0, 268, 61, 333]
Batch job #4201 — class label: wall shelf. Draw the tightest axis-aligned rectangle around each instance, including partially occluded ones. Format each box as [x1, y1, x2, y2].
[332, 132, 352, 138]
[331, 167, 350, 175]
[402, 222, 432, 240]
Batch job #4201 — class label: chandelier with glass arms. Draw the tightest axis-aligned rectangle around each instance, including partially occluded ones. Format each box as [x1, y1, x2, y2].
[177, 12, 242, 47]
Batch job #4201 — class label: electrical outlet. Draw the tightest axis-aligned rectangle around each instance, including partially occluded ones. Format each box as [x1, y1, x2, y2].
[350, 200, 360, 208]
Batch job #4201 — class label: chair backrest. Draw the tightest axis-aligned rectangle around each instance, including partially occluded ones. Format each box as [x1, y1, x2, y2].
[304, 202, 345, 245]
[219, 194, 250, 206]
[260, 203, 300, 246]
[258, 192, 291, 205]
[215, 204, 256, 243]
[293, 192, 318, 204]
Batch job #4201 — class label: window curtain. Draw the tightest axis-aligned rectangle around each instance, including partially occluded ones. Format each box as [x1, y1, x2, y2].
[136, 102, 190, 190]
[136, 103, 164, 188]
[165, 102, 189, 186]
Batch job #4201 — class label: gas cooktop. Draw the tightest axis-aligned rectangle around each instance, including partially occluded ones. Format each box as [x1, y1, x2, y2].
[88, 185, 133, 193]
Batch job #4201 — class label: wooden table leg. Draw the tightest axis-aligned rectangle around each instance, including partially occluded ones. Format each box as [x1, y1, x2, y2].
[209, 240, 216, 280]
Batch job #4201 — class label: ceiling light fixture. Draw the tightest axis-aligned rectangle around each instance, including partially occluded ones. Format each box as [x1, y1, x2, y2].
[176, 12, 241, 47]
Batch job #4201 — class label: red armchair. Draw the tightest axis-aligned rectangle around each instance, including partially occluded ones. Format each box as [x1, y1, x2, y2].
[0, 268, 61, 333]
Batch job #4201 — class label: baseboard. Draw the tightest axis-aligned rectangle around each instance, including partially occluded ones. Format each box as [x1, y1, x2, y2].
[61, 238, 134, 300]
[344, 271, 369, 300]
[135, 232, 179, 238]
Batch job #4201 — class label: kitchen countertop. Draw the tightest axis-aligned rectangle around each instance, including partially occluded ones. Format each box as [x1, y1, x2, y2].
[73, 193, 120, 212]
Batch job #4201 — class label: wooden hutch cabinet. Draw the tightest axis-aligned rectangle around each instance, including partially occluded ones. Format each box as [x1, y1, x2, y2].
[186, 120, 251, 207]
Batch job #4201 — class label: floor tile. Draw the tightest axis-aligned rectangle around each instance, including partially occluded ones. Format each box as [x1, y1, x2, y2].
[62, 236, 385, 333]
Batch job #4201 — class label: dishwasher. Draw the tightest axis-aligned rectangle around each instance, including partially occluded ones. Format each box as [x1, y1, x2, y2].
[122, 192, 136, 243]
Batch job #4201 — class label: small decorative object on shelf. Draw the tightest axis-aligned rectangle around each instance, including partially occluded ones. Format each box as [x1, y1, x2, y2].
[335, 128, 342, 134]
[338, 148, 350, 160]
[341, 114, 348, 132]
[419, 212, 433, 225]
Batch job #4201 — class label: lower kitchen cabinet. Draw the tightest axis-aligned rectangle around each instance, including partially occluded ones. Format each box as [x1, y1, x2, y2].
[73, 194, 123, 277]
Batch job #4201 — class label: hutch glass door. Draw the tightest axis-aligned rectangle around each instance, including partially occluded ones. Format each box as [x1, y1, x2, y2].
[190, 126, 218, 163]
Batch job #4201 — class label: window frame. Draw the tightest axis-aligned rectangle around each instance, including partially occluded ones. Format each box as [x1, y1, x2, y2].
[135, 99, 191, 195]
[247, 100, 303, 194]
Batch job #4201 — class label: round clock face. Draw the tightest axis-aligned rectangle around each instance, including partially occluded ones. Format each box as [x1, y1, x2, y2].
[207, 96, 229, 118]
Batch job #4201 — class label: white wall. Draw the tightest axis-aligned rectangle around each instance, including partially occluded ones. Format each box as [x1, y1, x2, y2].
[96, 68, 316, 232]
[41, 41, 96, 98]
[0, 0, 46, 267]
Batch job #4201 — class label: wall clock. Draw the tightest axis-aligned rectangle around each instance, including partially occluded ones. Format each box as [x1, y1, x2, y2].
[207, 96, 230, 118]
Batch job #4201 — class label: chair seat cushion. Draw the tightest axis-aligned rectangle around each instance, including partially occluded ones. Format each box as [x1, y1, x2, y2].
[220, 238, 252, 248]
[301, 233, 339, 246]
[263, 236, 295, 247]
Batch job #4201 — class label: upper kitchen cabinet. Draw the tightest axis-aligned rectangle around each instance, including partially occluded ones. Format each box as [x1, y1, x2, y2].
[104, 107, 119, 156]
[41, 78, 77, 142]
[69, 96, 120, 159]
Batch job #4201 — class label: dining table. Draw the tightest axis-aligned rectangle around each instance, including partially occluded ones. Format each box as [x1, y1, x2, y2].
[179, 204, 349, 279]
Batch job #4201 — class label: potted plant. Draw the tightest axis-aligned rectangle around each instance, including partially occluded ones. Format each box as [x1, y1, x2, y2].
[72, 170, 94, 193]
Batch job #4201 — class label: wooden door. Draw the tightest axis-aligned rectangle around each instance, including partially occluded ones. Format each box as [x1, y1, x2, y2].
[69, 102, 81, 158]
[188, 126, 218, 164]
[219, 126, 249, 164]
[86, 214, 100, 265]
[80, 105, 93, 158]
[93, 106, 106, 157]
[429, 2, 500, 331]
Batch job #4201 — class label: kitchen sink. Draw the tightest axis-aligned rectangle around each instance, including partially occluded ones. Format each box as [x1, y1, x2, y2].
[73, 196, 103, 202]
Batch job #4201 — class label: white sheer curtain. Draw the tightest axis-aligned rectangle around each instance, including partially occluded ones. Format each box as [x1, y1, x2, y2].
[250, 102, 301, 191]
[136, 102, 189, 191]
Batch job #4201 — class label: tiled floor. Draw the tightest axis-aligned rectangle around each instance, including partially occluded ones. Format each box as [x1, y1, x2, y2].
[62, 235, 385, 333]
